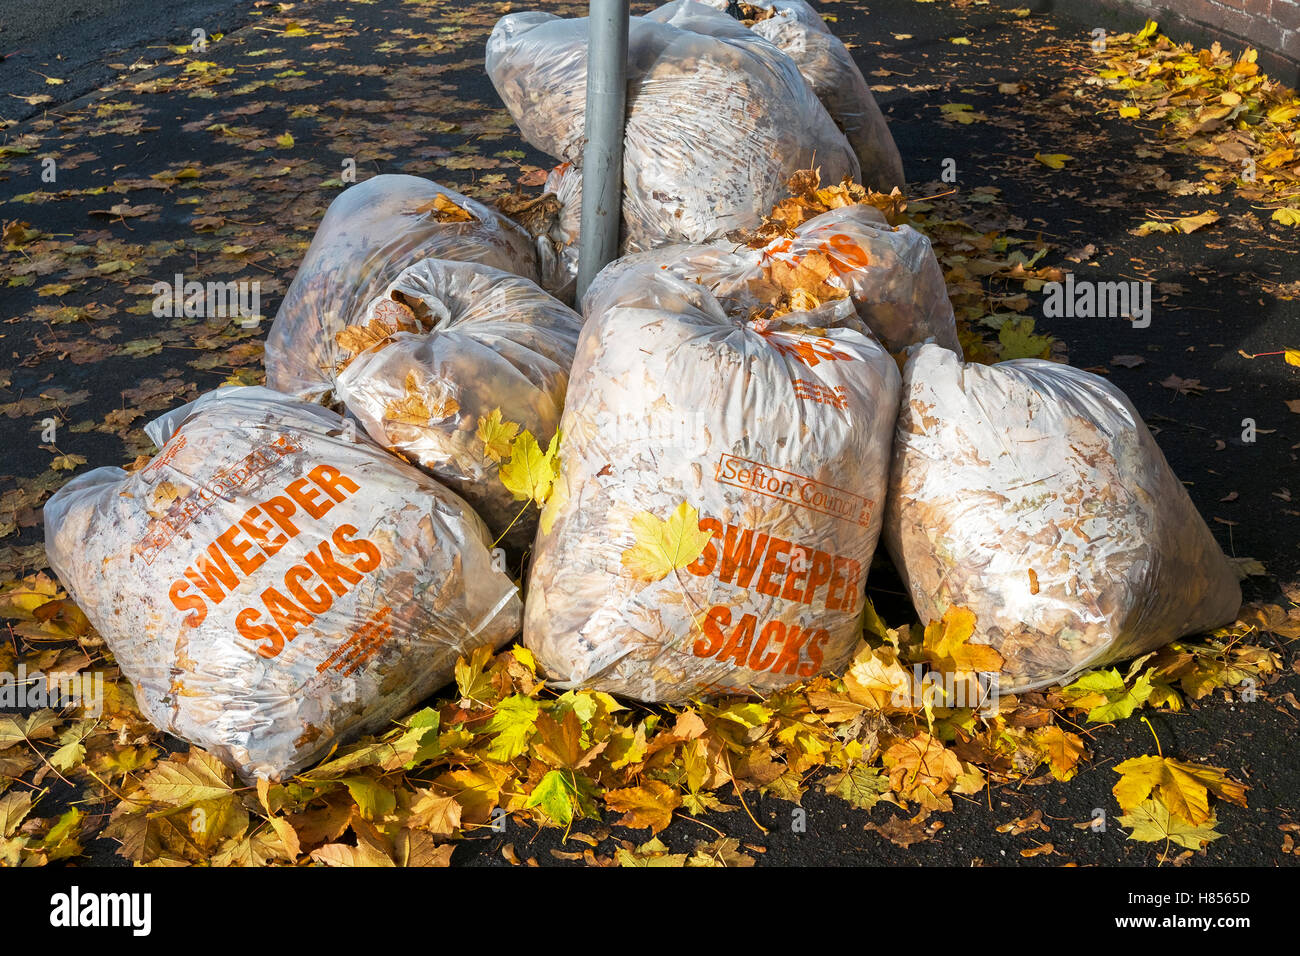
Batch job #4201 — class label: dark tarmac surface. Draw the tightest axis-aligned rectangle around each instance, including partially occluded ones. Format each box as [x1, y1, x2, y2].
[0, 0, 1297, 867]
[1, 0, 255, 120]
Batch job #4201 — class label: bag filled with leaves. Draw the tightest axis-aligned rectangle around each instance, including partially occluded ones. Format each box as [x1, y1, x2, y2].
[486, 1, 859, 294]
[884, 344, 1242, 691]
[264, 174, 540, 403]
[583, 174, 960, 353]
[648, 0, 904, 190]
[524, 266, 902, 703]
[528, 161, 583, 303]
[332, 259, 583, 545]
[43, 386, 522, 781]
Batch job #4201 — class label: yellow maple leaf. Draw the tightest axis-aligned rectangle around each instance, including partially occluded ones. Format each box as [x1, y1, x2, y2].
[1133, 220, 1174, 236]
[384, 372, 458, 426]
[1272, 208, 1300, 227]
[499, 430, 559, 507]
[620, 501, 714, 583]
[843, 642, 915, 712]
[939, 103, 987, 124]
[1034, 152, 1073, 169]
[922, 606, 1004, 674]
[476, 408, 520, 463]
[999, 317, 1054, 359]
[538, 470, 569, 535]
[923, 606, 976, 660]
[1033, 725, 1086, 781]
[604, 780, 681, 835]
[882, 732, 961, 804]
[50, 453, 87, 472]
[1112, 754, 1248, 825]
[1119, 798, 1221, 850]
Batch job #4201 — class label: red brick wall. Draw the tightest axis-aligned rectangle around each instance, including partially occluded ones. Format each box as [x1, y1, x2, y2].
[1128, 0, 1299, 64]
[1002, 0, 1300, 83]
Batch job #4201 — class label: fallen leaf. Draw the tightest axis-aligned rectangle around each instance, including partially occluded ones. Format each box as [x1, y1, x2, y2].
[1034, 153, 1074, 169]
[1110, 354, 1146, 368]
[866, 814, 931, 847]
[604, 781, 681, 834]
[499, 430, 560, 507]
[1161, 374, 1206, 396]
[620, 501, 715, 583]
[477, 408, 520, 463]
[1119, 798, 1222, 850]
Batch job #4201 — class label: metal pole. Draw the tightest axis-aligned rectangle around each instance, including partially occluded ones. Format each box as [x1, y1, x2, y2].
[575, 0, 629, 302]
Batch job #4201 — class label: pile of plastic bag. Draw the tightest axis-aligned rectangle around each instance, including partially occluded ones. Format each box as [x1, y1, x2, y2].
[44, 387, 521, 781]
[487, 0, 861, 295]
[523, 267, 901, 702]
[37, 0, 1247, 785]
[884, 345, 1242, 691]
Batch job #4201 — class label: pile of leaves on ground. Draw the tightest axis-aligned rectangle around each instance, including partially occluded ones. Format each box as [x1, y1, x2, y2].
[0, 561, 1293, 866]
[1083, 20, 1300, 226]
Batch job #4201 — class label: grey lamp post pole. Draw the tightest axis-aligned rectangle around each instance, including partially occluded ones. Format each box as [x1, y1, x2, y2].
[574, 0, 629, 302]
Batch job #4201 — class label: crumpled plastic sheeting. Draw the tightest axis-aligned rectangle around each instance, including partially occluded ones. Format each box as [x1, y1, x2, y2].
[537, 161, 582, 304]
[884, 345, 1242, 692]
[649, 0, 904, 190]
[524, 268, 901, 703]
[581, 204, 960, 354]
[264, 175, 539, 403]
[333, 259, 583, 544]
[44, 387, 521, 781]
[486, 1, 859, 281]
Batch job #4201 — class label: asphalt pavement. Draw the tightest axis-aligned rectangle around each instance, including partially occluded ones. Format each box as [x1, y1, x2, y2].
[1, 0, 256, 121]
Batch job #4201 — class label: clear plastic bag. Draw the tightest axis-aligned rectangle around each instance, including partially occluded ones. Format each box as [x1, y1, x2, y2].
[581, 204, 960, 354]
[524, 268, 901, 703]
[332, 259, 583, 544]
[884, 345, 1242, 692]
[264, 175, 540, 403]
[536, 161, 583, 303]
[44, 386, 522, 781]
[648, 0, 904, 190]
[774, 206, 958, 352]
[486, 1, 859, 269]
